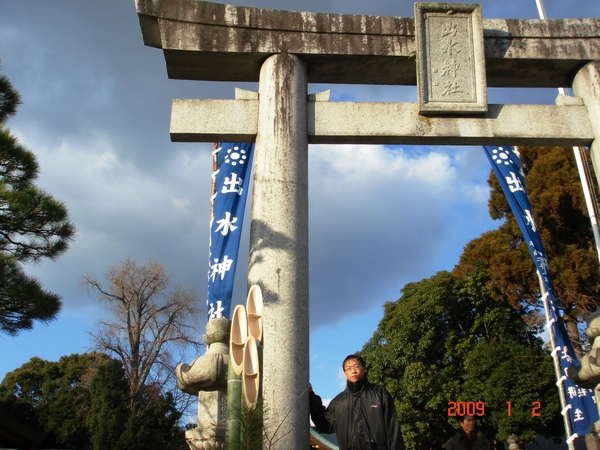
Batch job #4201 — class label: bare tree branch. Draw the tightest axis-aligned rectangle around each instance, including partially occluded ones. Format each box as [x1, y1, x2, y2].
[82, 257, 204, 415]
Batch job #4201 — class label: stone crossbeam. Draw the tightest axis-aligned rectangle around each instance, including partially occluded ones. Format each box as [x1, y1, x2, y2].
[135, 0, 600, 87]
[133, 2, 600, 448]
[170, 99, 593, 146]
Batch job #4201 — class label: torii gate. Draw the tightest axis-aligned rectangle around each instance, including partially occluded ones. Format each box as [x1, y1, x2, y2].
[133, 0, 600, 447]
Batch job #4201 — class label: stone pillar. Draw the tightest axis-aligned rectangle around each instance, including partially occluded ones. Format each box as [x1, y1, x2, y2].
[247, 53, 309, 449]
[573, 65, 600, 447]
[573, 61, 600, 187]
[507, 434, 521, 450]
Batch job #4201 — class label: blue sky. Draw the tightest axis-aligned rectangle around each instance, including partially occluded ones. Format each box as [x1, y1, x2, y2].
[1, 0, 599, 410]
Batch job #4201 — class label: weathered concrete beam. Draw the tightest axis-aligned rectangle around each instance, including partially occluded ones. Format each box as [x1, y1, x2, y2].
[135, 0, 600, 87]
[574, 62, 600, 189]
[170, 99, 593, 146]
[170, 99, 258, 142]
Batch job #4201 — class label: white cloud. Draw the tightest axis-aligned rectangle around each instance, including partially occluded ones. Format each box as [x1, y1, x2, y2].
[2, 0, 599, 400]
[306, 143, 493, 326]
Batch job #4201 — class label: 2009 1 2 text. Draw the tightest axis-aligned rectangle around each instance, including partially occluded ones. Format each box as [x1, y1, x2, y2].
[447, 401, 541, 417]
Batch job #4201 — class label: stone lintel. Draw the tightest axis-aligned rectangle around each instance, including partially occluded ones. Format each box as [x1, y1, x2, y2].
[135, 0, 600, 87]
[170, 99, 258, 142]
[169, 99, 593, 146]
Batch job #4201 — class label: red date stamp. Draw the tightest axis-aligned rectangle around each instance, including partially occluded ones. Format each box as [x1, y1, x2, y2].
[448, 401, 541, 417]
[447, 401, 485, 416]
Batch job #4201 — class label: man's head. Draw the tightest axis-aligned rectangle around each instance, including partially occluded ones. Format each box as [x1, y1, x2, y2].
[342, 354, 367, 383]
[458, 415, 476, 434]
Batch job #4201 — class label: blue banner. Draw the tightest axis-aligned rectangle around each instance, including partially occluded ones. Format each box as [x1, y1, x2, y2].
[207, 143, 254, 321]
[483, 145, 598, 439]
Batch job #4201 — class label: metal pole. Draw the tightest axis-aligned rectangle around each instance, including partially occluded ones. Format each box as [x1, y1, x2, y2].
[533, 2, 593, 445]
[535, 0, 600, 266]
[571, 146, 600, 265]
[537, 272, 576, 450]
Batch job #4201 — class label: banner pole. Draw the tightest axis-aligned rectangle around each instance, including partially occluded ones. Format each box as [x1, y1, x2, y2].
[534, 0, 600, 268]
[537, 270, 576, 450]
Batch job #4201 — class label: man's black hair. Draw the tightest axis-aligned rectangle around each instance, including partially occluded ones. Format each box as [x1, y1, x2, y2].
[456, 415, 475, 423]
[342, 354, 366, 370]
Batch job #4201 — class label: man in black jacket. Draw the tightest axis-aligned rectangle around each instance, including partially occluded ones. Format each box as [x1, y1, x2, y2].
[445, 415, 489, 450]
[309, 354, 405, 450]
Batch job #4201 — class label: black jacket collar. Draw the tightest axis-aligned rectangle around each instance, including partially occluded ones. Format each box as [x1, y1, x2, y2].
[347, 375, 369, 394]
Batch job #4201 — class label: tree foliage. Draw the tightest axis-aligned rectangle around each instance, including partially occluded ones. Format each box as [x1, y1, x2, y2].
[454, 146, 600, 350]
[360, 270, 561, 450]
[0, 66, 20, 124]
[0, 63, 75, 335]
[82, 257, 203, 414]
[0, 352, 186, 450]
[360, 146, 599, 449]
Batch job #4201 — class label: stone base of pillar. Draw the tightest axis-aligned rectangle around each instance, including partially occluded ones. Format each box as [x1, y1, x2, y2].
[185, 388, 227, 450]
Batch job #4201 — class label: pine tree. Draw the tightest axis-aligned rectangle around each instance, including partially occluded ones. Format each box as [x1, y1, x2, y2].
[0, 63, 75, 335]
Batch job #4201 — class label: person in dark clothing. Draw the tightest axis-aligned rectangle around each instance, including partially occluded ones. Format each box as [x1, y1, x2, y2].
[445, 415, 489, 450]
[309, 354, 405, 450]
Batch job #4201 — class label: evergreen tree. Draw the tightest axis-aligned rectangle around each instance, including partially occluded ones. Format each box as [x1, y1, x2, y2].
[0, 353, 115, 448]
[360, 270, 561, 450]
[88, 360, 130, 450]
[455, 146, 600, 353]
[0, 63, 75, 335]
[0, 352, 185, 449]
